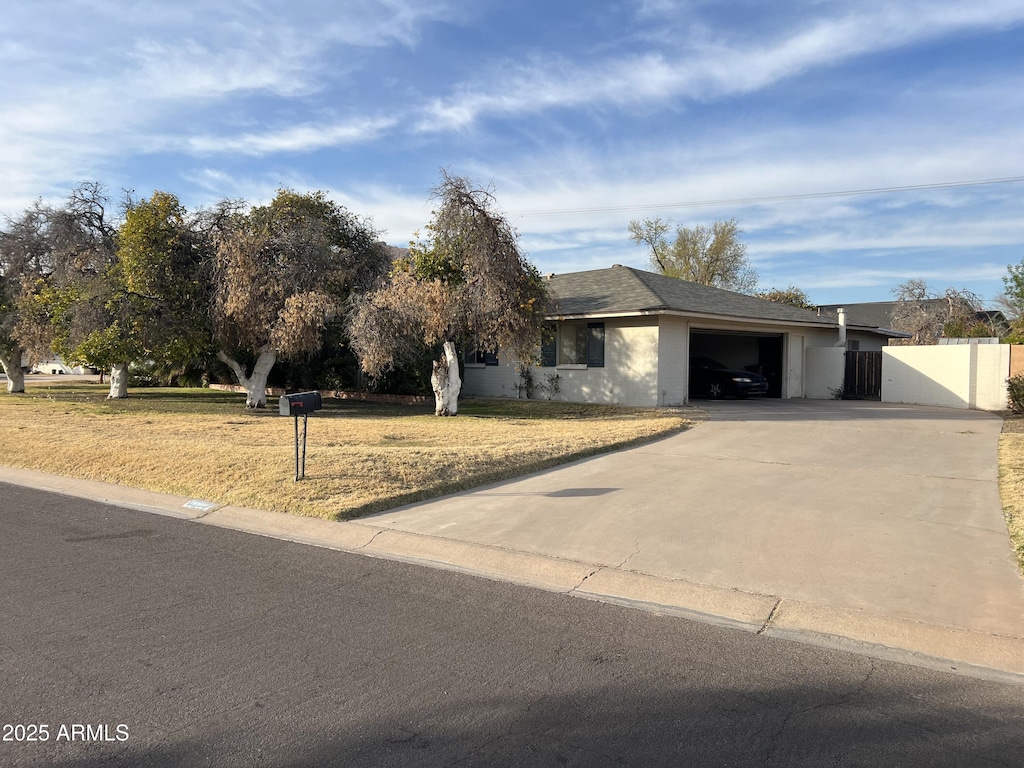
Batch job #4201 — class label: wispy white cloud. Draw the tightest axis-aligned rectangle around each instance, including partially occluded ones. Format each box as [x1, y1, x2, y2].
[183, 117, 401, 156]
[791, 264, 1009, 292]
[418, 1, 1024, 130]
[0, 0, 459, 209]
[1, 0, 1021, 306]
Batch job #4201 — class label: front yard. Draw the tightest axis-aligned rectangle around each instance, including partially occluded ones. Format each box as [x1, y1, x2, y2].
[999, 416, 1024, 574]
[0, 384, 697, 520]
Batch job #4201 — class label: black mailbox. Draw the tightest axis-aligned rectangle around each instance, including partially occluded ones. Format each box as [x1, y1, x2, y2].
[278, 391, 323, 416]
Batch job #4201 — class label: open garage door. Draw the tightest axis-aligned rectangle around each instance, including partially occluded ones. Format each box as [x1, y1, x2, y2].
[690, 330, 784, 398]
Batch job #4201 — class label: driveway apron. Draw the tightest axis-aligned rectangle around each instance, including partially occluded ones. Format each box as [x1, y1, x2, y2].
[364, 399, 1024, 638]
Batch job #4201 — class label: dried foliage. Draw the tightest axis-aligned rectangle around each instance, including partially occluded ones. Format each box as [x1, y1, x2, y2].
[629, 216, 758, 294]
[347, 270, 453, 376]
[889, 279, 992, 345]
[998, 433, 1024, 574]
[213, 189, 389, 360]
[349, 172, 550, 377]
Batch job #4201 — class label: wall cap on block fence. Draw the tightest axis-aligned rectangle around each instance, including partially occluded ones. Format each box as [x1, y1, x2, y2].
[331, 390, 430, 405]
[208, 383, 287, 396]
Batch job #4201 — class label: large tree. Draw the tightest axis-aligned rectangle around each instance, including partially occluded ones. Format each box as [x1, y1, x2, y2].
[628, 217, 758, 294]
[8, 184, 126, 396]
[103, 191, 217, 395]
[213, 190, 388, 408]
[0, 202, 53, 393]
[348, 173, 550, 416]
[755, 285, 813, 308]
[17, 186, 212, 399]
[0, 274, 20, 393]
[889, 279, 990, 345]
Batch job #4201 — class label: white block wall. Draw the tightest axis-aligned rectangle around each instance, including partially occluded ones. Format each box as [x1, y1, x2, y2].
[882, 345, 1010, 410]
[972, 343, 1011, 411]
[805, 347, 846, 399]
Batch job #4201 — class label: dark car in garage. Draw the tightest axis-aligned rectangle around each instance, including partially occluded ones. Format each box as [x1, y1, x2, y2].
[689, 356, 769, 399]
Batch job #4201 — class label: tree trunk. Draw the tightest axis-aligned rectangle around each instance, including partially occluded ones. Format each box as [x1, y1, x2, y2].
[0, 348, 26, 393]
[107, 362, 129, 399]
[430, 341, 461, 416]
[217, 348, 277, 408]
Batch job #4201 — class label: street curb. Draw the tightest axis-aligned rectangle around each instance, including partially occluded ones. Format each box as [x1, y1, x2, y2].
[571, 567, 779, 633]
[3, 464, 1023, 686]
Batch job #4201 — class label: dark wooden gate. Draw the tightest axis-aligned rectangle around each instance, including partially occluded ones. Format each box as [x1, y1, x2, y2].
[844, 351, 882, 399]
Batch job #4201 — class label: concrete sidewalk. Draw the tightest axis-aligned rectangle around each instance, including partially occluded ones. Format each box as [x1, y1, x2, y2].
[3, 399, 1023, 683]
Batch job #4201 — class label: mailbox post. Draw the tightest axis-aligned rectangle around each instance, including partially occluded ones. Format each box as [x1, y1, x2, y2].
[279, 392, 323, 481]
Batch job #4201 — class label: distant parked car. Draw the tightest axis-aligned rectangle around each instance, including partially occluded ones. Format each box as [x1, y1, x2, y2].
[689, 356, 769, 399]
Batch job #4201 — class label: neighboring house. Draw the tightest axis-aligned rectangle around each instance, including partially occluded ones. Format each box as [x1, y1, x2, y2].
[816, 301, 914, 332]
[462, 265, 895, 407]
[816, 301, 1007, 342]
[30, 355, 87, 375]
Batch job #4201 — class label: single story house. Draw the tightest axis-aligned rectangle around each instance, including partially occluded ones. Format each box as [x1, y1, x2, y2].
[462, 265, 895, 406]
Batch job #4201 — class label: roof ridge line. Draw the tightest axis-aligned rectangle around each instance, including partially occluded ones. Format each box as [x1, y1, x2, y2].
[618, 265, 670, 308]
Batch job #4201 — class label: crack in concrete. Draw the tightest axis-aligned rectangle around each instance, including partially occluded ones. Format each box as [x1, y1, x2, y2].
[570, 567, 601, 593]
[359, 529, 386, 549]
[616, 539, 641, 570]
[757, 598, 783, 635]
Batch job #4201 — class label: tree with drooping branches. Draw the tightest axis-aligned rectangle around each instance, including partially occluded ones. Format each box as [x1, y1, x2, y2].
[212, 189, 389, 407]
[0, 201, 53, 393]
[348, 172, 550, 416]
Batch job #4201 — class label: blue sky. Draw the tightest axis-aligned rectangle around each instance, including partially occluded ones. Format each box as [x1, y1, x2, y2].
[2, 0, 1022, 305]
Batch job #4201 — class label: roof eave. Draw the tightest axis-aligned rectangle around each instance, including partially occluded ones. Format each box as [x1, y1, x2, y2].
[545, 306, 840, 329]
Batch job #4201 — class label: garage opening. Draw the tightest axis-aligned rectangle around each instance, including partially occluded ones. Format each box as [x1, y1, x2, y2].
[690, 330, 783, 398]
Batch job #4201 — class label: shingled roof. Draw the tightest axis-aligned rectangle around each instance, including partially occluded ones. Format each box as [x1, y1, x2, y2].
[546, 266, 839, 327]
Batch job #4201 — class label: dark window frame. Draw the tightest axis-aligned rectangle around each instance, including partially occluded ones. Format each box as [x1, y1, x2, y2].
[464, 348, 499, 366]
[586, 323, 605, 368]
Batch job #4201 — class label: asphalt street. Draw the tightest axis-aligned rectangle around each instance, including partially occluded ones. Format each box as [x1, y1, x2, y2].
[2, 482, 1024, 767]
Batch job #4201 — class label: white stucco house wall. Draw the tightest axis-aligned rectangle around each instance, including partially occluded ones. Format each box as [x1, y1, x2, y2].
[462, 265, 895, 407]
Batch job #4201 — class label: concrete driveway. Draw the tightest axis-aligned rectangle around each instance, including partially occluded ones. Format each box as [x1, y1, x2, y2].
[364, 399, 1024, 639]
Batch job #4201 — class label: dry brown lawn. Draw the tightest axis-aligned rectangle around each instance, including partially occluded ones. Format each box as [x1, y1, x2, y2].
[999, 416, 1024, 574]
[0, 383, 698, 520]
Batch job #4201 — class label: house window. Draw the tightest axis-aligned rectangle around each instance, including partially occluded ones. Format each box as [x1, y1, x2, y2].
[558, 322, 605, 367]
[587, 323, 605, 367]
[540, 323, 557, 367]
[464, 348, 498, 366]
[849, 340, 860, 351]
